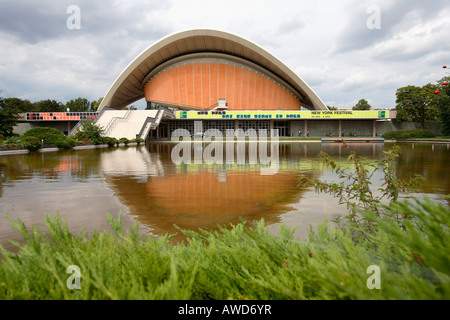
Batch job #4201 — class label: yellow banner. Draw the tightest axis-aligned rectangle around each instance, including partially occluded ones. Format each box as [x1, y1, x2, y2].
[176, 110, 389, 120]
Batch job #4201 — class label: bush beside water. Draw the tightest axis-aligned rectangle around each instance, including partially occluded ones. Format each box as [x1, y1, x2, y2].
[1, 123, 145, 151]
[382, 129, 436, 140]
[18, 136, 41, 151]
[22, 127, 66, 145]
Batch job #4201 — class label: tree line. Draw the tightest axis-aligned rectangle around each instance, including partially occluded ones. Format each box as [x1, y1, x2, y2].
[328, 76, 450, 135]
[1, 96, 103, 113]
[0, 95, 103, 136]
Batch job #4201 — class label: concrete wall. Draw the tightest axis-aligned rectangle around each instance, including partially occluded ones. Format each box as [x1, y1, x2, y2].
[13, 122, 35, 136]
[376, 121, 444, 136]
[13, 121, 76, 136]
[290, 120, 444, 138]
[341, 120, 374, 137]
[290, 120, 375, 137]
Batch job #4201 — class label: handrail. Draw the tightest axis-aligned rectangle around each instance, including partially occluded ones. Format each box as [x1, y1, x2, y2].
[68, 119, 94, 137]
[137, 107, 174, 139]
[103, 109, 133, 136]
[137, 110, 162, 140]
[94, 107, 112, 124]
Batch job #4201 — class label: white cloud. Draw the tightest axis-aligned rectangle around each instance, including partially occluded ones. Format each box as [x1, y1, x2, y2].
[0, 0, 449, 109]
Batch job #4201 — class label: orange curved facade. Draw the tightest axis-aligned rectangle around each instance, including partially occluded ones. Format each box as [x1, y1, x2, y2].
[144, 62, 302, 111]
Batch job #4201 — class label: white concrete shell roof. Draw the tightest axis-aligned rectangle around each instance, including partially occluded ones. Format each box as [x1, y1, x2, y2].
[98, 29, 328, 111]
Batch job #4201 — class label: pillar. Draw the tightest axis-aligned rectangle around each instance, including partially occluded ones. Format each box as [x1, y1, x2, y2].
[339, 120, 342, 138]
[167, 121, 171, 140]
[304, 120, 308, 137]
[373, 120, 377, 138]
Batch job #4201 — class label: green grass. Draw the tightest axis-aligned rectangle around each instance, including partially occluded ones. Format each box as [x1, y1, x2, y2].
[0, 197, 449, 300]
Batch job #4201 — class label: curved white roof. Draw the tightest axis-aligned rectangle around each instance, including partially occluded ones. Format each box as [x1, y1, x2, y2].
[98, 29, 328, 111]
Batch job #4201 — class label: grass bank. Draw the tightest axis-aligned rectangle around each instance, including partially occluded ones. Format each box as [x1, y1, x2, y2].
[0, 197, 449, 300]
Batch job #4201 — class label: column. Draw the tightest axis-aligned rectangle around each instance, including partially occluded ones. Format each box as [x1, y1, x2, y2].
[167, 121, 171, 140]
[304, 120, 308, 137]
[373, 120, 377, 138]
[339, 120, 342, 138]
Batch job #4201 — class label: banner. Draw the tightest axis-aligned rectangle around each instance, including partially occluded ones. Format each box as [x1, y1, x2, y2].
[176, 110, 389, 120]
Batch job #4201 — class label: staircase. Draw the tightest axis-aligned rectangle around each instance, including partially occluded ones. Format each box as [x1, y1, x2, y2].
[93, 107, 174, 140]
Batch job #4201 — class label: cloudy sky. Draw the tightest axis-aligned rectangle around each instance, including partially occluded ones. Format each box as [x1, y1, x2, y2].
[0, 0, 449, 109]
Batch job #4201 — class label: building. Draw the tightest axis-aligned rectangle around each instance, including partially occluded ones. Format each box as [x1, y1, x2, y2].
[16, 29, 396, 139]
[97, 29, 395, 139]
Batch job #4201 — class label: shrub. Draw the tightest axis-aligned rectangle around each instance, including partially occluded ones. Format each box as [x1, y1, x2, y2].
[103, 137, 118, 147]
[92, 137, 106, 145]
[382, 129, 435, 140]
[23, 127, 66, 145]
[55, 137, 77, 149]
[134, 138, 145, 145]
[73, 122, 104, 143]
[119, 137, 129, 145]
[2, 136, 21, 147]
[19, 136, 42, 151]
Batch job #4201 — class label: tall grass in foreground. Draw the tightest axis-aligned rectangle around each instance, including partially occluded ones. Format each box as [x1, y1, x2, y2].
[0, 197, 449, 300]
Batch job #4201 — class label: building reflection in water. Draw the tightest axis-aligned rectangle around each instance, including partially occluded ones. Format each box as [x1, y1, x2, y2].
[100, 143, 316, 242]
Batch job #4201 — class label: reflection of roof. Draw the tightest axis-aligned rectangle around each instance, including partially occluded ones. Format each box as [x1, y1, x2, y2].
[98, 29, 328, 111]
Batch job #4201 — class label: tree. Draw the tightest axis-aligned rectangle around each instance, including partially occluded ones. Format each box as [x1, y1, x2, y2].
[73, 122, 105, 144]
[90, 97, 103, 111]
[395, 84, 440, 129]
[66, 98, 91, 112]
[3, 97, 37, 112]
[327, 106, 338, 110]
[34, 99, 64, 112]
[352, 99, 372, 110]
[436, 76, 450, 135]
[0, 94, 20, 137]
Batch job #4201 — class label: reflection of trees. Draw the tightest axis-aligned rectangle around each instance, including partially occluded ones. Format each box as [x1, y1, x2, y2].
[0, 148, 108, 198]
[0, 163, 5, 198]
[395, 143, 450, 199]
[278, 142, 385, 160]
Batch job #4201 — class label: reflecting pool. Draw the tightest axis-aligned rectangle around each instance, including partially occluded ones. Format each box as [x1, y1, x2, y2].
[1, 142, 449, 250]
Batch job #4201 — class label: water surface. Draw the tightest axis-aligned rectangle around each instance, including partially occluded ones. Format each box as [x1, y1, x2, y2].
[1, 142, 449, 250]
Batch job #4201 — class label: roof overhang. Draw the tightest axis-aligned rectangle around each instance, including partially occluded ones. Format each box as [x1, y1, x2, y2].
[98, 29, 328, 111]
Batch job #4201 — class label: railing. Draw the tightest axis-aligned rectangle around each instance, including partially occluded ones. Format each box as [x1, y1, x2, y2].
[208, 102, 218, 110]
[103, 109, 133, 136]
[137, 107, 174, 140]
[68, 119, 95, 137]
[94, 107, 113, 124]
[68, 108, 110, 136]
